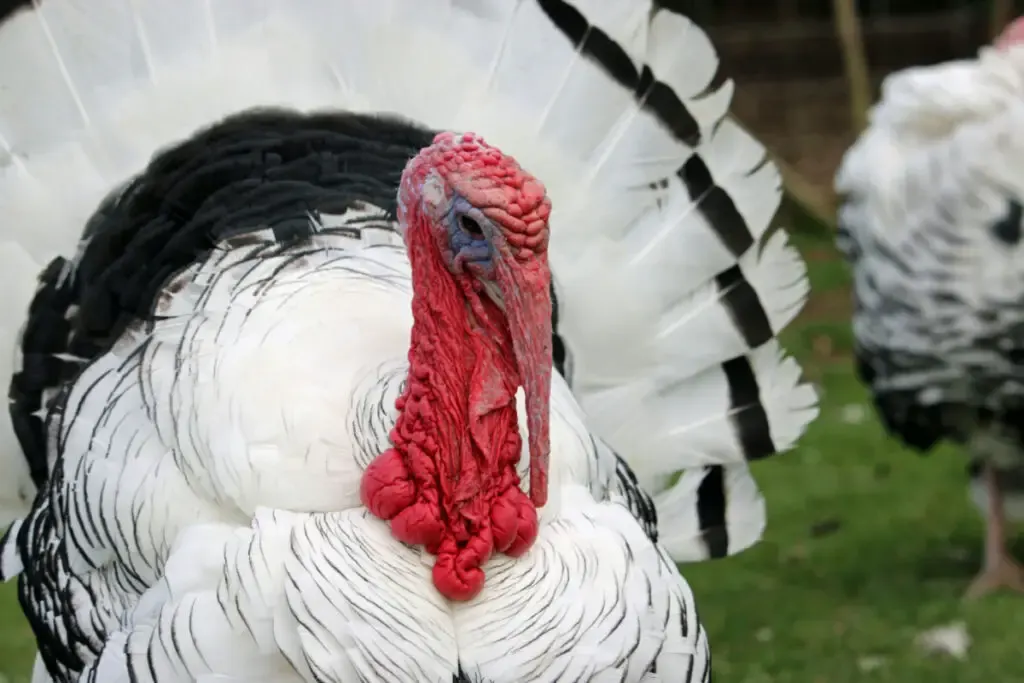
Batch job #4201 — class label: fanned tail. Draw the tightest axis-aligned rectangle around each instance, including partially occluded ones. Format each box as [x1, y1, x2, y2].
[528, 8, 818, 560]
[0, 0, 817, 559]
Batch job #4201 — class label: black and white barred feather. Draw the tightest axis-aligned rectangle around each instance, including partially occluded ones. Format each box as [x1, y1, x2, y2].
[836, 42, 1024, 513]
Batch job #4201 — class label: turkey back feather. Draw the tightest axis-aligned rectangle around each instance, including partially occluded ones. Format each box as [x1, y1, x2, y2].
[0, 0, 815, 565]
[836, 44, 1024, 446]
[836, 42, 1024, 521]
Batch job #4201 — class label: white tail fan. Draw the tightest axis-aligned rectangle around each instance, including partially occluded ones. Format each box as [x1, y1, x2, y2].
[0, 0, 817, 561]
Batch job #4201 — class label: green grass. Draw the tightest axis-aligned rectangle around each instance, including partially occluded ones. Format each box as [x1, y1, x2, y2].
[0, 578, 34, 681]
[1, 227, 1021, 682]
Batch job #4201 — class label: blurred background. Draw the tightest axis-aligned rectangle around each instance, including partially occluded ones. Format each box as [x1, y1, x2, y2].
[683, 0, 1007, 235]
[0, 1, 1022, 682]
[675, 2, 1024, 682]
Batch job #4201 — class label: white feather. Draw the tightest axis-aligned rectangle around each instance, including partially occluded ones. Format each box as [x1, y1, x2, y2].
[580, 342, 816, 485]
[655, 464, 766, 562]
[87, 494, 707, 682]
[2, 222, 714, 679]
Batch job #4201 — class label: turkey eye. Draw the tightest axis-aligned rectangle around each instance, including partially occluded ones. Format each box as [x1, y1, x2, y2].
[459, 215, 484, 238]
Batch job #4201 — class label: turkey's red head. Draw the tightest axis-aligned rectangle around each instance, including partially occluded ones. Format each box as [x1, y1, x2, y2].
[995, 17, 1024, 50]
[361, 131, 552, 601]
[399, 131, 553, 506]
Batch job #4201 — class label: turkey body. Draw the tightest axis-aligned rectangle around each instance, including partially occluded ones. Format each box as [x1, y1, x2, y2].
[0, 0, 816, 680]
[836, 34, 1024, 597]
[6, 109, 711, 682]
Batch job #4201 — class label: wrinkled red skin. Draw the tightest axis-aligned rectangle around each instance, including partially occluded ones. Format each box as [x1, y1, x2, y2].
[360, 132, 552, 601]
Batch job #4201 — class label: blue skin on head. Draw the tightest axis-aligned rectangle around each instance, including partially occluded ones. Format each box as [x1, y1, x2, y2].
[446, 195, 496, 279]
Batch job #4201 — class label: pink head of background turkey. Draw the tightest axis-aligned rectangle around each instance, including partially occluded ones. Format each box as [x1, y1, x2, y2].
[995, 17, 1024, 50]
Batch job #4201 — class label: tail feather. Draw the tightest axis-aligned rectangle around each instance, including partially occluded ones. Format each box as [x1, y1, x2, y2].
[0, 0, 817, 563]
[657, 231, 808, 380]
[653, 464, 766, 562]
[581, 342, 817, 487]
[584, 10, 735, 193]
[605, 120, 782, 301]
[537, 5, 817, 562]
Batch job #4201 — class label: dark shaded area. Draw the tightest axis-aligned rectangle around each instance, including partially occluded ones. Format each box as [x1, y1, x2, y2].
[664, 0, 990, 81]
[991, 199, 1024, 247]
[664, 0, 989, 22]
[0, 0, 27, 23]
[809, 518, 843, 538]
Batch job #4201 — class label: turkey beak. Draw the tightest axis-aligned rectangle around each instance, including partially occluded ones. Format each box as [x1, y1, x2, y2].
[493, 245, 552, 507]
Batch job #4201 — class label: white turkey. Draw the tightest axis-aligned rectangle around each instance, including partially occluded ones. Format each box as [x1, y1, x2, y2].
[836, 17, 1024, 599]
[0, 0, 817, 680]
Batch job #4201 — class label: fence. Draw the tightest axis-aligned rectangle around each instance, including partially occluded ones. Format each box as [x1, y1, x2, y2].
[664, 0, 1014, 228]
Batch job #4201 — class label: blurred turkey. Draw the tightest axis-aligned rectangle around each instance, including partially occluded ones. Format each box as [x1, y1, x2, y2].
[0, 0, 817, 680]
[836, 17, 1024, 599]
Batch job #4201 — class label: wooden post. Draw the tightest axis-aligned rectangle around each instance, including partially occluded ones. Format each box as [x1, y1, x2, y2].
[991, 0, 1014, 41]
[832, 0, 871, 134]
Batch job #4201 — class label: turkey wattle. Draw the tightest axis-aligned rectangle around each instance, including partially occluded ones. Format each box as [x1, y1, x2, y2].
[0, 0, 817, 680]
[836, 17, 1024, 599]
